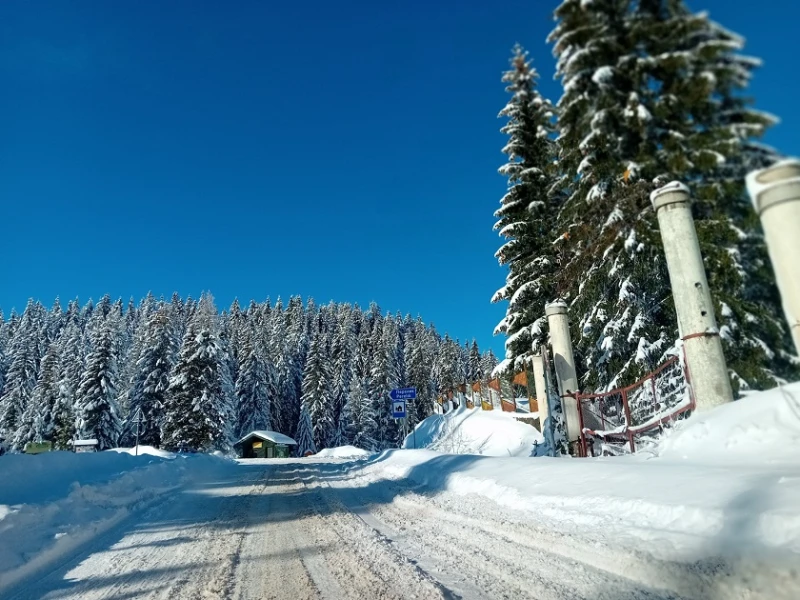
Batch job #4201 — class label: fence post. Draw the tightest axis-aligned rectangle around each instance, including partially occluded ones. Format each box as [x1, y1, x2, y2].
[622, 389, 635, 454]
[531, 353, 548, 429]
[650, 182, 734, 411]
[577, 397, 587, 457]
[746, 160, 800, 355]
[545, 301, 581, 455]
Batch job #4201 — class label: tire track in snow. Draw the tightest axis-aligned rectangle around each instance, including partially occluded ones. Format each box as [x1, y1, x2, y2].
[324, 464, 690, 600]
[278, 463, 447, 600]
[4, 467, 270, 600]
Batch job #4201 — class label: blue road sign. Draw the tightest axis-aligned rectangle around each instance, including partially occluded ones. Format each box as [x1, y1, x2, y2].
[390, 387, 417, 400]
[391, 399, 407, 419]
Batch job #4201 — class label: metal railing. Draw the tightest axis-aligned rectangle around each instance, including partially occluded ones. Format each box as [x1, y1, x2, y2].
[576, 355, 695, 456]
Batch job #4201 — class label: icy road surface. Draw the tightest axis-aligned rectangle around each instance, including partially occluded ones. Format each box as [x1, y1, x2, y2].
[3, 458, 793, 600]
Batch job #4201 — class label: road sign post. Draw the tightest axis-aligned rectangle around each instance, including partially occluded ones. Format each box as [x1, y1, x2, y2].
[390, 388, 416, 449]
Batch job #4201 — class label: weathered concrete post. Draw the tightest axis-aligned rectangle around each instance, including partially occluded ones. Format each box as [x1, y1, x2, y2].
[746, 160, 800, 355]
[651, 182, 733, 410]
[545, 302, 581, 452]
[531, 352, 548, 427]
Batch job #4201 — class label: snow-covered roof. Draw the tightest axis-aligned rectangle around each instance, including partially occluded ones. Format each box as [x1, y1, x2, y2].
[236, 430, 297, 446]
[69, 439, 99, 446]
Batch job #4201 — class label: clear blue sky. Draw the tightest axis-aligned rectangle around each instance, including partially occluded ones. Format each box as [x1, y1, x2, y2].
[1, 1, 798, 357]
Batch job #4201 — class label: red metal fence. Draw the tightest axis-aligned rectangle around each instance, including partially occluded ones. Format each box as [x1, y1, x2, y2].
[576, 355, 695, 456]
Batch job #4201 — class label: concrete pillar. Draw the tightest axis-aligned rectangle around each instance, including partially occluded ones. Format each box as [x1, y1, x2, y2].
[650, 182, 733, 410]
[545, 302, 581, 446]
[746, 160, 800, 355]
[531, 353, 548, 427]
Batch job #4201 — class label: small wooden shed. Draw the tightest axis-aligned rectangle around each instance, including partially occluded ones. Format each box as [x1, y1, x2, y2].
[235, 430, 298, 459]
[69, 439, 99, 453]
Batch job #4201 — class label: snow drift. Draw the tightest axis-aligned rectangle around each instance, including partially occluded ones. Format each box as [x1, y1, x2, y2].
[403, 404, 543, 456]
[313, 445, 374, 459]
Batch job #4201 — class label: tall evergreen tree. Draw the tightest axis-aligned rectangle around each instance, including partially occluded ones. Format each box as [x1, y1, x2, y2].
[128, 306, 177, 447]
[301, 327, 333, 449]
[75, 311, 122, 450]
[234, 325, 273, 438]
[549, 0, 795, 392]
[164, 296, 234, 452]
[404, 319, 435, 425]
[52, 319, 84, 449]
[295, 402, 316, 456]
[13, 341, 61, 448]
[0, 301, 42, 450]
[493, 44, 561, 374]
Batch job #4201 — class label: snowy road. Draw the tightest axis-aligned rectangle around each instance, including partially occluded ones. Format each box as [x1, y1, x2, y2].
[3, 458, 795, 600]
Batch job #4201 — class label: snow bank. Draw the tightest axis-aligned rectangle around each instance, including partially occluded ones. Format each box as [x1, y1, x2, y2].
[655, 382, 800, 465]
[361, 384, 800, 563]
[0, 451, 234, 593]
[314, 446, 374, 459]
[403, 404, 543, 457]
[107, 445, 177, 459]
[0, 450, 175, 506]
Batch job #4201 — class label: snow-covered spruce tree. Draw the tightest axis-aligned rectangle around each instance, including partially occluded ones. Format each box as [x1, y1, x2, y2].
[0, 301, 44, 450]
[346, 321, 378, 450]
[467, 340, 483, 382]
[328, 307, 355, 447]
[432, 334, 460, 395]
[282, 296, 309, 436]
[548, 0, 673, 392]
[266, 297, 292, 436]
[13, 341, 61, 448]
[480, 350, 499, 382]
[234, 324, 273, 439]
[493, 44, 561, 374]
[403, 319, 435, 428]
[128, 305, 177, 447]
[368, 316, 403, 449]
[75, 309, 122, 450]
[295, 402, 316, 456]
[345, 376, 375, 450]
[163, 296, 234, 452]
[52, 319, 84, 449]
[301, 325, 333, 449]
[631, 2, 797, 389]
[548, 0, 793, 393]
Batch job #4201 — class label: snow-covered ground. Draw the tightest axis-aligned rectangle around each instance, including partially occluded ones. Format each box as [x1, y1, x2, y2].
[0, 450, 234, 593]
[313, 445, 374, 459]
[0, 384, 798, 599]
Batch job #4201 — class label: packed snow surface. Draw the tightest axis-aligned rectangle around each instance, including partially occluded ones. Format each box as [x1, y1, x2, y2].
[0, 383, 798, 599]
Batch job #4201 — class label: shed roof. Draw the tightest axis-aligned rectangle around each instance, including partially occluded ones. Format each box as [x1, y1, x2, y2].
[235, 430, 298, 446]
[69, 439, 99, 446]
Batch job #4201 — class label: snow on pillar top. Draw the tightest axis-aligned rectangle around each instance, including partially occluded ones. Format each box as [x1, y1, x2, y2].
[545, 301, 568, 317]
[650, 181, 691, 212]
[746, 159, 800, 216]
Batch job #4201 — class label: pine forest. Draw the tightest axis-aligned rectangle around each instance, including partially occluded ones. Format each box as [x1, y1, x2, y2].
[0, 295, 497, 453]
